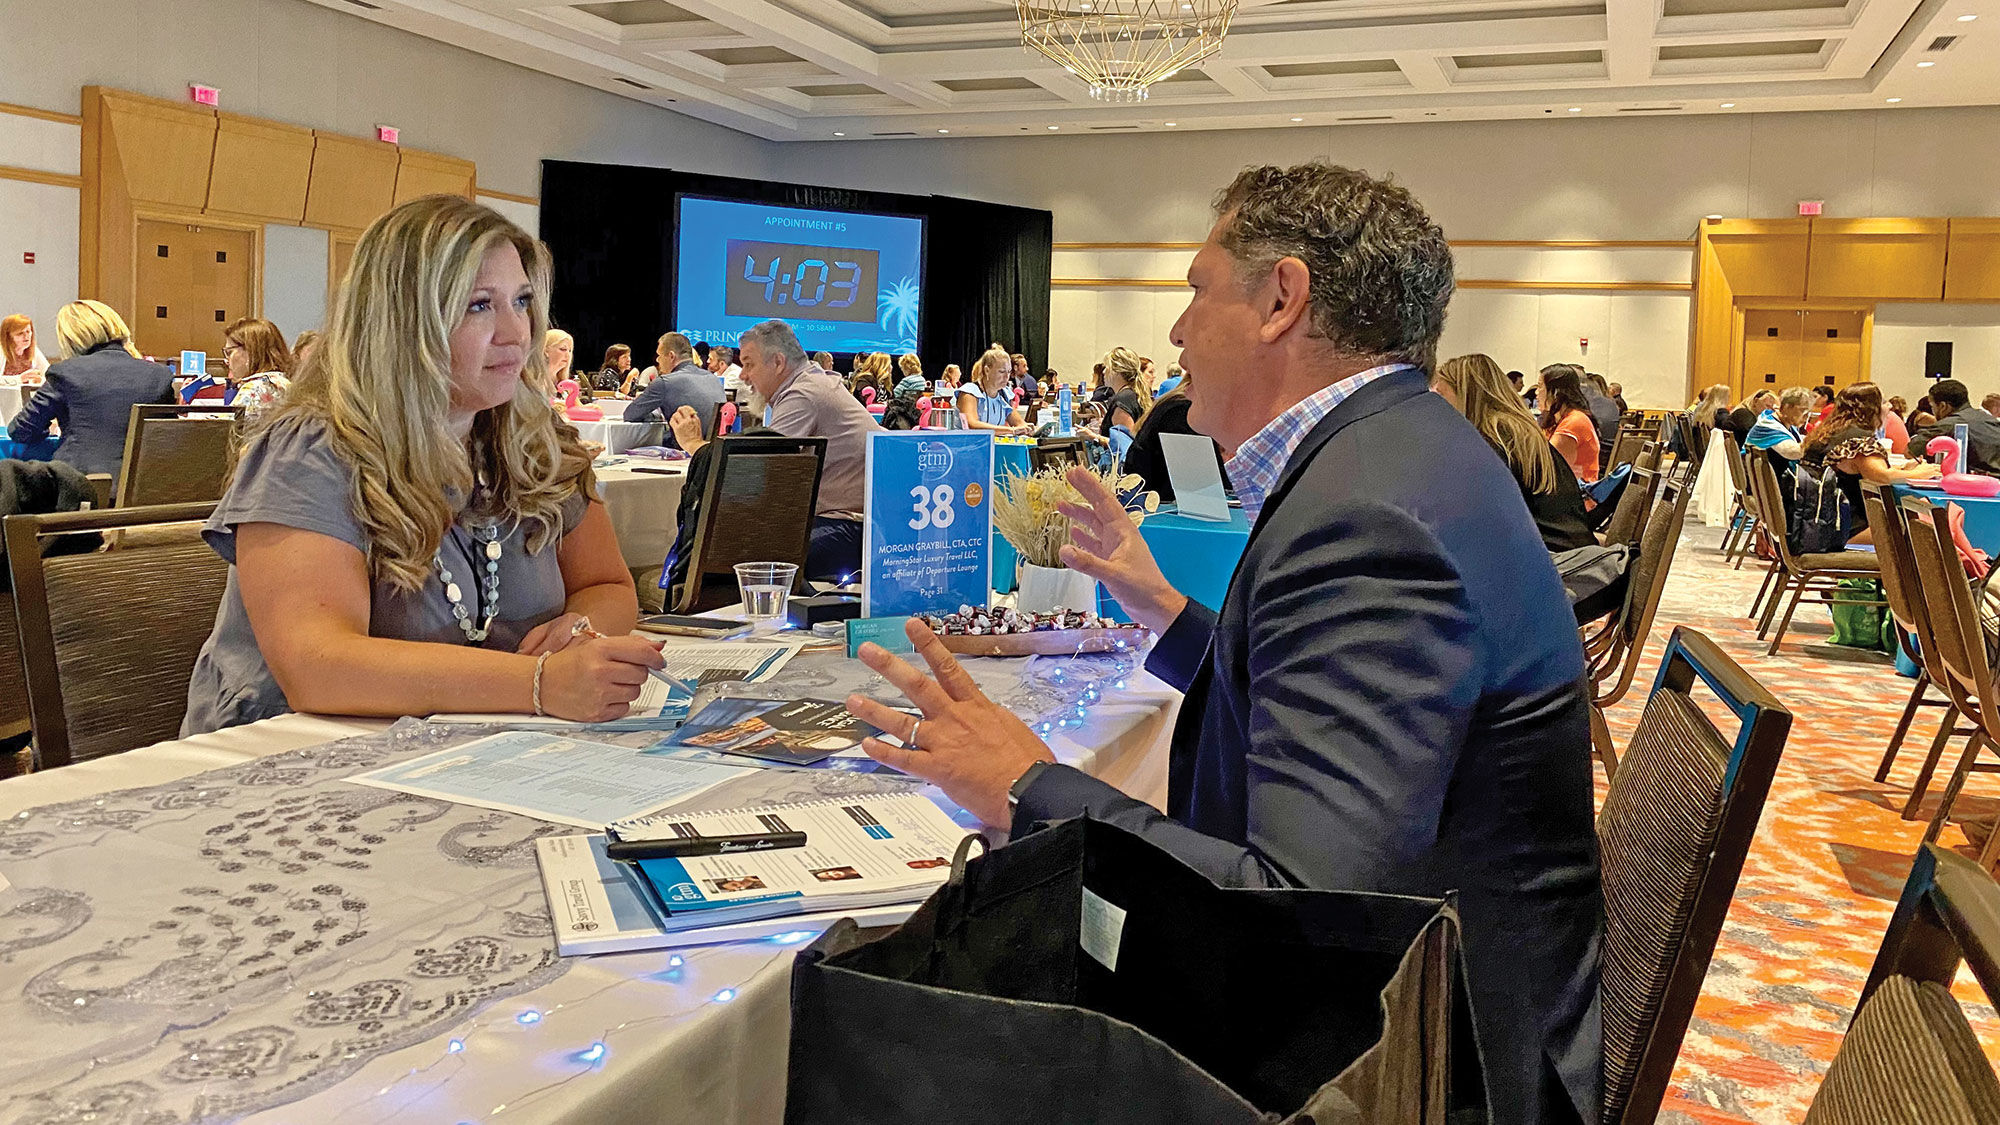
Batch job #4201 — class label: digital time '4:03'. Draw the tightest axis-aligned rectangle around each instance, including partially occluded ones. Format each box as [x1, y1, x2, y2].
[722, 238, 882, 324]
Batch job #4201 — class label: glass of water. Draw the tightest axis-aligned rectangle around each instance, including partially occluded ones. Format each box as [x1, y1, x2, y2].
[734, 562, 799, 626]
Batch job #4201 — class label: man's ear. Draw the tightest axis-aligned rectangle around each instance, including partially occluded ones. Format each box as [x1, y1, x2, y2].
[1258, 257, 1313, 345]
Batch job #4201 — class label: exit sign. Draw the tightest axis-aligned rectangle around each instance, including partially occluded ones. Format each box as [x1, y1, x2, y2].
[376, 125, 400, 144]
[1798, 200, 1824, 216]
[189, 84, 219, 107]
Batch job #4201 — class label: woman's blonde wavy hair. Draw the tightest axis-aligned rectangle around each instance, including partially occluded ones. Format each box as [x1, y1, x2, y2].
[1435, 353, 1559, 496]
[55, 300, 141, 360]
[263, 194, 593, 593]
[1103, 346, 1154, 418]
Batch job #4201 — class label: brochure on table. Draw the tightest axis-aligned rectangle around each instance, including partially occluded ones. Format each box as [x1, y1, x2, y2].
[862, 431, 994, 617]
[428, 640, 802, 725]
[535, 833, 920, 955]
[604, 792, 971, 931]
[347, 730, 754, 828]
[1160, 432, 1231, 522]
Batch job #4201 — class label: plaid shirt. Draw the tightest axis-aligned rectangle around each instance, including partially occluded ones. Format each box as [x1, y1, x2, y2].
[1225, 364, 1414, 521]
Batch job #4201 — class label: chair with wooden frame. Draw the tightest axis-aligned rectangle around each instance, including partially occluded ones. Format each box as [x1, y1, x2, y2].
[1604, 417, 1646, 476]
[1803, 843, 2000, 1123]
[1585, 477, 1693, 778]
[1744, 449, 1883, 655]
[1860, 482, 1975, 817]
[1671, 413, 1706, 488]
[1897, 492, 2000, 866]
[1714, 433, 1758, 563]
[1596, 465, 1662, 550]
[113, 403, 243, 506]
[1029, 437, 1090, 475]
[667, 435, 826, 614]
[1598, 627, 1792, 1125]
[3, 501, 224, 771]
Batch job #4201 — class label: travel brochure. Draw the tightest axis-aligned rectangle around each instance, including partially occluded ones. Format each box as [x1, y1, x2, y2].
[652, 696, 898, 767]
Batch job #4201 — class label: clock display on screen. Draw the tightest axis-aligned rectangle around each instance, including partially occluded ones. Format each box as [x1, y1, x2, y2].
[723, 239, 881, 324]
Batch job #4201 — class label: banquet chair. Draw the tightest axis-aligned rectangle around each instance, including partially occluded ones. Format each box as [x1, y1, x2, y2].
[1860, 482, 1973, 817]
[1586, 478, 1692, 778]
[113, 404, 242, 507]
[1604, 419, 1645, 474]
[1745, 449, 1882, 656]
[1029, 437, 1089, 474]
[1595, 464, 1661, 547]
[669, 435, 825, 614]
[1715, 433, 1757, 562]
[1802, 843, 2000, 1123]
[1897, 493, 2000, 867]
[1598, 627, 1791, 1125]
[3, 501, 223, 771]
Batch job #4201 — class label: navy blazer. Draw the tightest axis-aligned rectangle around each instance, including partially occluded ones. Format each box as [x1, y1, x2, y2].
[1016, 369, 1603, 1124]
[9, 341, 176, 479]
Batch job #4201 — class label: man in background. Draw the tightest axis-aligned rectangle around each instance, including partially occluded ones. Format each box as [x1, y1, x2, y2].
[1910, 378, 2000, 474]
[737, 320, 878, 580]
[624, 332, 723, 449]
[1982, 392, 2000, 416]
[708, 346, 743, 396]
[1607, 381, 1628, 413]
[811, 351, 835, 376]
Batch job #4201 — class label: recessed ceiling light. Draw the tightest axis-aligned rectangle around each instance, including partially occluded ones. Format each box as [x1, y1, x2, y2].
[1164, 121, 1177, 127]
[1887, 97, 1903, 103]
[1567, 106, 1582, 112]
[1290, 116, 1303, 122]
[1720, 102, 1735, 108]
[1047, 124, 1059, 130]
[1957, 13, 1976, 21]
[832, 131, 845, 137]
[938, 128, 950, 133]
[1918, 60, 1936, 67]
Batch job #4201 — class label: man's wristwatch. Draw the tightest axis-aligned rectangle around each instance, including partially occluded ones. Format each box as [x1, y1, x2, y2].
[1007, 760, 1054, 812]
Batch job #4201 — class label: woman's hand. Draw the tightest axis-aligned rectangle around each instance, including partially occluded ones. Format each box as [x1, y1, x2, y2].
[517, 612, 593, 656]
[537, 635, 666, 722]
[1905, 461, 1942, 480]
[670, 405, 707, 453]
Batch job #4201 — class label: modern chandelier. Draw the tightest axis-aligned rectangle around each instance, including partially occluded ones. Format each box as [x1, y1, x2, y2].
[1016, 0, 1240, 103]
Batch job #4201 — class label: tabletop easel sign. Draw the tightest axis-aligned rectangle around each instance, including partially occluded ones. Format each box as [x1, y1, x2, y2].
[862, 431, 993, 618]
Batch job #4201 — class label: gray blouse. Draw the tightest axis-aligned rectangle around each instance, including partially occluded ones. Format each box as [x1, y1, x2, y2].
[181, 417, 587, 735]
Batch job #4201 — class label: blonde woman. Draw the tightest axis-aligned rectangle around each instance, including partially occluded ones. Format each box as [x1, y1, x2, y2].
[896, 352, 923, 384]
[7, 300, 174, 481]
[542, 328, 574, 394]
[181, 195, 661, 735]
[1433, 354, 1593, 553]
[222, 317, 295, 423]
[955, 346, 1028, 433]
[1099, 346, 1152, 435]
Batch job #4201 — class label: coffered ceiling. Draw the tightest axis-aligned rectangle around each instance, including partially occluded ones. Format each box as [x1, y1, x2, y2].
[307, 0, 1998, 140]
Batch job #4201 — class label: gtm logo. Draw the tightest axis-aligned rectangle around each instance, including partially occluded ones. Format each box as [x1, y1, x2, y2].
[916, 442, 953, 479]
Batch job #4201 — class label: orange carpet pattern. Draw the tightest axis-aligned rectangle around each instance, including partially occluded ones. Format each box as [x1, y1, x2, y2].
[1611, 521, 2000, 1123]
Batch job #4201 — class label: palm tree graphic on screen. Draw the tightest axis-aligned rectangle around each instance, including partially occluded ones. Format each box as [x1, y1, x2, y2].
[878, 276, 920, 352]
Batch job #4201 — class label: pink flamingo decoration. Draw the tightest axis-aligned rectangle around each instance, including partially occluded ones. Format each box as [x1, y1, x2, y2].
[556, 379, 602, 421]
[1925, 435, 2000, 497]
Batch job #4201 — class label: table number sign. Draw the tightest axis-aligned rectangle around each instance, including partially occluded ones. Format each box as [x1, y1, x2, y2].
[863, 431, 993, 617]
[179, 350, 207, 377]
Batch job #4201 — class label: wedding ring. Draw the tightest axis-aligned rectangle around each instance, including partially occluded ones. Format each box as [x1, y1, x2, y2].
[907, 719, 922, 749]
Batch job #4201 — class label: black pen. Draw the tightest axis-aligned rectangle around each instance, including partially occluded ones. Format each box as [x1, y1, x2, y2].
[605, 831, 808, 861]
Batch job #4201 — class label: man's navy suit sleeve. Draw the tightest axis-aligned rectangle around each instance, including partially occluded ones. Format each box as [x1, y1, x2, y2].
[1142, 598, 1216, 692]
[1014, 499, 1480, 892]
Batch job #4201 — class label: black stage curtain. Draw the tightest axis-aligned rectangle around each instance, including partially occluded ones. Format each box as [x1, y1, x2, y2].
[538, 160, 1053, 379]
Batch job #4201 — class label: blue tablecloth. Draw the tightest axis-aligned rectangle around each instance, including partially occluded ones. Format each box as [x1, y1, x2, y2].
[1101, 506, 1253, 623]
[0, 436, 60, 462]
[991, 441, 1034, 594]
[1891, 483, 2000, 556]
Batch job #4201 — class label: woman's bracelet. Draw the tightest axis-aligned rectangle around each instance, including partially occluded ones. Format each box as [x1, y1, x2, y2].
[532, 651, 552, 716]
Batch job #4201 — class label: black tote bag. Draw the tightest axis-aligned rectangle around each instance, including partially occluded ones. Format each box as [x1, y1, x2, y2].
[785, 816, 1486, 1125]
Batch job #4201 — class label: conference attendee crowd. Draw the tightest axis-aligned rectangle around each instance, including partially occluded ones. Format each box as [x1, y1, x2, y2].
[6, 163, 1996, 1125]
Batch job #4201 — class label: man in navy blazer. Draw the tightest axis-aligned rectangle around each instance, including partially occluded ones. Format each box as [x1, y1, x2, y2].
[845, 163, 1602, 1124]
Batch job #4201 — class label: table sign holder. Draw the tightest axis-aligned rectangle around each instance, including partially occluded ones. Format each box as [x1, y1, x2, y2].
[1160, 432, 1231, 522]
[862, 431, 994, 617]
[179, 350, 206, 378]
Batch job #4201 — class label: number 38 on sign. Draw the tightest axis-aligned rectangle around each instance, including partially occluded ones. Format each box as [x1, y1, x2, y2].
[863, 432, 995, 618]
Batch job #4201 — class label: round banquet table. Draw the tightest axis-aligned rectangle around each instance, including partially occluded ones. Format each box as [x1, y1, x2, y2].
[0, 650, 1179, 1124]
[594, 462, 687, 571]
[0, 381, 24, 422]
[568, 417, 665, 455]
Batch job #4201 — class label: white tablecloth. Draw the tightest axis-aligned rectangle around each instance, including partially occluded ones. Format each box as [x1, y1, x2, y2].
[1694, 429, 1736, 528]
[0, 655, 1179, 1124]
[0, 381, 24, 423]
[569, 417, 664, 455]
[596, 463, 687, 570]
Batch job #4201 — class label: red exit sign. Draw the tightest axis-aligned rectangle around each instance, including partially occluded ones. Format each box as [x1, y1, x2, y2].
[376, 125, 400, 144]
[1798, 200, 1824, 216]
[189, 84, 219, 107]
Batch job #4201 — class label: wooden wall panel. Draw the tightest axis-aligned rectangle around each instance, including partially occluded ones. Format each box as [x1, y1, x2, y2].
[99, 91, 215, 210]
[304, 133, 399, 232]
[208, 114, 313, 223]
[393, 149, 475, 205]
[1807, 218, 1948, 300]
[1945, 218, 2000, 301]
[1706, 219, 1810, 299]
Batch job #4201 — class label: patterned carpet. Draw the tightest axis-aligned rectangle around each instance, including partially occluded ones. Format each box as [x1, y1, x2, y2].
[1614, 519, 2000, 1123]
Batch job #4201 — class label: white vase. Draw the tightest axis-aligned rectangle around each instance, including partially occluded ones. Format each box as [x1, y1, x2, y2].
[1016, 562, 1099, 616]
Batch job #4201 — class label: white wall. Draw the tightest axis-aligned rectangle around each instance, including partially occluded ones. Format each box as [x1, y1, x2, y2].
[772, 107, 2000, 409]
[0, 0, 774, 341]
[261, 224, 328, 342]
[1871, 304, 2000, 407]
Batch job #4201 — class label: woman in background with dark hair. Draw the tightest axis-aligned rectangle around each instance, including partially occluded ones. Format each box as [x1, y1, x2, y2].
[1800, 381, 1938, 547]
[1538, 366, 1600, 484]
[590, 345, 630, 397]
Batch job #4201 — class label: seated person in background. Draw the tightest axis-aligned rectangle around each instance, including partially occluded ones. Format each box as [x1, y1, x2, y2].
[707, 346, 743, 399]
[589, 344, 630, 397]
[541, 328, 574, 396]
[1910, 394, 1937, 430]
[1721, 390, 1774, 446]
[1908, 378, 2000, 474]
[935, 363, 961, 392]
[1887, 395, 1908, 422]
[881, 374, 926, 431]
[812, 351, 835, 375]
[660, 407, 780, 607]
[223, 317, 295, 424]
[1434, 353, 1593, 553]
[623, 332, 722, 448]
[1538, 366, 1600, 484]
[1119, 366, 1225, 503]
[1, 313, 49, 383]
[1806, 383, 1835, 431]
[1581, 369, 1620, 469]
[1984, 393, 2000, 417]
[1747, 386, 1811, 461]
[843, 162, 1601, 1124]
[1607, 381, 1627, 413]
[1799, 381, 1939, 549]
[292, 330, 320, 368]
[738, 319, 879, 581]
[1098, 346, 1150, 436]
[181, 196, 659, 735]
[1153, 363, 1185, 398]
[10, 300, 175, 482]
[955, 346, 1030, 434]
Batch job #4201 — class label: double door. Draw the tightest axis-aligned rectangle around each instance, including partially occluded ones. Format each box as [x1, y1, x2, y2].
[1738, 307, 1865, 400]
[132, 219, 257, 360]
